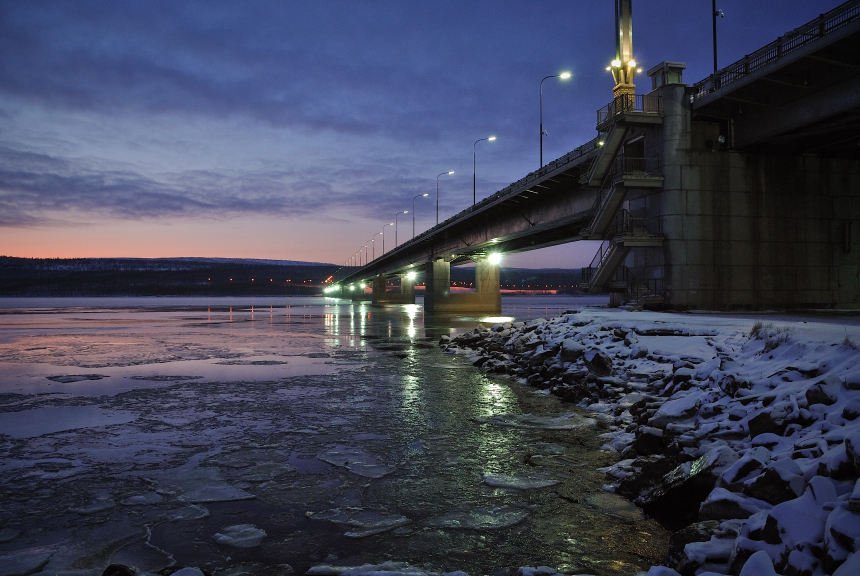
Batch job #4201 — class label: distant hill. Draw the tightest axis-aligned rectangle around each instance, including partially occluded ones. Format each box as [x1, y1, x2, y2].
[0, 257, 583, 297]
[0, 256, 339, 297]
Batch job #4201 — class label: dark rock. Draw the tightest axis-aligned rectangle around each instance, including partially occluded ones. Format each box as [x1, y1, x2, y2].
[805, 378, 840, 406]
[667, 520, 722, 573]
[103, 566, 138, 576]
[638, 447, 739, 530]
[846, 432, 860, 474]
[583, 349, 612, 376]
[818, 442, 856, 480]
[632, 426, 666, 456]
[528, 344, 559, 367]
[561, 367, 588, 384]
[743, 464, 804, 505]
[559, 339, 585, 362]
[699, 487, 771, 521]
[673, 367, 695, 384]
[783, 549, 821, 576]
[615, 454, 684, 500]
[748, 412, 787, 439]
[843, 398, 860, 420]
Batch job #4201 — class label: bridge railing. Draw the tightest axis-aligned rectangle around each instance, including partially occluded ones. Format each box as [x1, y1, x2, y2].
[408, 136, 602, 245]
[692, 0, 860, 100]
[596, 93, 662, 125]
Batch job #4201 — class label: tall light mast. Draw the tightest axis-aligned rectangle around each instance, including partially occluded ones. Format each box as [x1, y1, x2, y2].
[608, 0, 638, 101]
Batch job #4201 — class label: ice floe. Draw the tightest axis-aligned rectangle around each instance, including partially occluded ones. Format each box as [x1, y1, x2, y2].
[212, 523, 267, 547]
[306, 508, 410, 538]
[482, 473, 559, 489]
[318, 445, 394, 478]
[426, 505, 529, 530]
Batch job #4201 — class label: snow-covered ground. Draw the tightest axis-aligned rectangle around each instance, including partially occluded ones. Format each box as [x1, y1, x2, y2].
[443, 308, 860, 576]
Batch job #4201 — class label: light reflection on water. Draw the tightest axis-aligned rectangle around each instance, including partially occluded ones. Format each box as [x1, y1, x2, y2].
[0, 294, 670, 576]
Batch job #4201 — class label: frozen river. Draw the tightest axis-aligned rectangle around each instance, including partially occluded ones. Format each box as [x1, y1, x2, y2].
[0, 296, 668, 575]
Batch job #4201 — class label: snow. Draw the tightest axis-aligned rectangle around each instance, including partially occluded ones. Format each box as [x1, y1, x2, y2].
[444, 306, 860, 576]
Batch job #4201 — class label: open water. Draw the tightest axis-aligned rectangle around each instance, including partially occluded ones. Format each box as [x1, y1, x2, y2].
[0, 295, 668, 575]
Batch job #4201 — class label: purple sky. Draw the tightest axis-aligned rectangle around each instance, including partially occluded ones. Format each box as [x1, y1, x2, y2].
[0, 0, 838, 267]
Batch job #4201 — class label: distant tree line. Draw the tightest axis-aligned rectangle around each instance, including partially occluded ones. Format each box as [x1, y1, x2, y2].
[0, 257, 583, 297]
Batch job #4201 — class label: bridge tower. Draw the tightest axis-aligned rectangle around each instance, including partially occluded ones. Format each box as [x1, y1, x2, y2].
[608, 0, 638, 101]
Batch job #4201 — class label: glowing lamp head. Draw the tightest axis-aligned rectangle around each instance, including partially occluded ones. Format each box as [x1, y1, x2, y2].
[448, 170, 454, 174]
[422, 193, 429, 197]
[611, 59, 622, 68]
[628, 60, 636, 68]
[406, 271, 417, 281]
[560, 72, 571, 79]
[359, 283, 366, 289]
[488, 136, 496, 141]
[487, 253, 502, 265]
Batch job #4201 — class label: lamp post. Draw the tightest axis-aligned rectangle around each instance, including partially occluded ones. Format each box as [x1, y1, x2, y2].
[473, 136, 496, 206]
[413, 193, 428, 238]
[436, 171, 454, 225]
[381, 222, 393, 254]
[712, 1, 724, 81]
[540, 72, 571, 167]
[373, 232, 381, 259]
[394, 211, 407, 246]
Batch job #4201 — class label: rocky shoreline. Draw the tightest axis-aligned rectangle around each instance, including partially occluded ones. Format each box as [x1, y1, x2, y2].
[441, 309, 860, 576]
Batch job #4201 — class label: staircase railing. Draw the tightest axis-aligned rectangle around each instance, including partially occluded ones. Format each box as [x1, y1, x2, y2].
[597, 93, 663, 125]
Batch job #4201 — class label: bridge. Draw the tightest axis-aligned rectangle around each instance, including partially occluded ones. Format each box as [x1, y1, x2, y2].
[331, 0, 860, 313]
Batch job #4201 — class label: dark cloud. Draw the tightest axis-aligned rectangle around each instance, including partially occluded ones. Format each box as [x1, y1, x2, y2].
[0, 0, 843, 233]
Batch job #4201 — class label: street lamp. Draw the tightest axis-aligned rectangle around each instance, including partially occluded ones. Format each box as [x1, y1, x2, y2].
[394, 211, 408, 246]
[540, 72, 571, 167]
[473, 136, 496, 206]
[413, 193, 429, 238]
[436, 171, 454, 225]
[712, 1, 724, 81]
[373, 232, 381, 259]
[381, 222, 393, 254]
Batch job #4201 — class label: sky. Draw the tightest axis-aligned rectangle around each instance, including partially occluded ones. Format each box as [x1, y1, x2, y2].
[0, 0, 841, 268]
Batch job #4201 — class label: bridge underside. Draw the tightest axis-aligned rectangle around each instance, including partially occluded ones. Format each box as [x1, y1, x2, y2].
[334, 1, 860, 312]
[693, 14, 860, 157]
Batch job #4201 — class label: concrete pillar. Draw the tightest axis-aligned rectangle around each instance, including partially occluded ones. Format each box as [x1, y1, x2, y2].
[423, 260, 450, 313]
[372, 274, 416, 306]
[475, 259, 502, 312]
[659, 83, 694, 309]
[372, 276, 386, 298]
[401, 273, 415, 299]
[424, 259, 501, 314]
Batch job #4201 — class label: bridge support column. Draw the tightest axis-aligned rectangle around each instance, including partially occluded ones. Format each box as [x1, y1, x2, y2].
[423, 259, 501, 314]
[372, 274, 416, 306]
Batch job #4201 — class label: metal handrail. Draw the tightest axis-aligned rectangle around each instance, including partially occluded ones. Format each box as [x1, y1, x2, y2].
[613, 155, 661, 176]
[596, 93, 663, 125]
[692, 0, 860, 100]
[411, 136, 601, 243]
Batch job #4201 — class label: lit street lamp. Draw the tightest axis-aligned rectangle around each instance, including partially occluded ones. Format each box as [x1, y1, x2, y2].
[436, 171, 454, 225]
[540, 72, 571, 167]
[413, 193, 429, 238]
[381, 222, 393, 254]
[473, 136, 496, 206]
[394, 211, 408, 246]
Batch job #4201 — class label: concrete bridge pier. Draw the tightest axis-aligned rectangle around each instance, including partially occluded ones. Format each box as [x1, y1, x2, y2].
[423, 259, 501, 314]
[371, 274, 417, 306]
